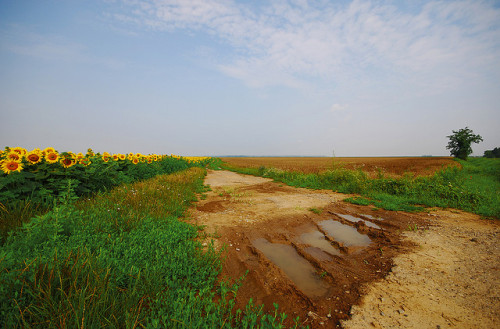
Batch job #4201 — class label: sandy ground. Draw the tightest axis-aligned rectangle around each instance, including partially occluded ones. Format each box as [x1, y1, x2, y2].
[342, 210, 500, 329]
[188, 170, 500, 328]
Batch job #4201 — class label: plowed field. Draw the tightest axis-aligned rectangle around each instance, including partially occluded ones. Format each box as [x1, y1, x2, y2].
[220, 157, 458, 177]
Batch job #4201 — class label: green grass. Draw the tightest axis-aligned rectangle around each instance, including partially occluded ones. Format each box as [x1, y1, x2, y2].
[223, 158, 499, 219]
[0, 167, 299, 328]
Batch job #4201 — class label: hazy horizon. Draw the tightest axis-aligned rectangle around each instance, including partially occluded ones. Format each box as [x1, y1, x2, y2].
[1, 1, 499, 157]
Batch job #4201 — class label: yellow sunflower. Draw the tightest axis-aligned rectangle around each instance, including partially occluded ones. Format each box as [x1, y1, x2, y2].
[6, 151, 22, 162]
[132, 157, 140, 165]
[119, 154, 126, 161]
[112, 154, 119, 161]
[60, 157, 76, 168]
[26, 149, 43, 165]
[45, 151, 59, 164]
[43, 147, 56, 155]
[79, 158, 91, 166]
[103, 152, 111, 157]
[1, 160, 23, 174]
[76, 152, 84, 159]
[102, 156, 110, 163]
[12, 147, 27, 156]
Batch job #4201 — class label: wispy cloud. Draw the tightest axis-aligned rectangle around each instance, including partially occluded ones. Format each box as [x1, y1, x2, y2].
[112, 0, 500, 91]
[1, 27, 126, 69]
[330, 103, 348, 113]
[1, 28, 86, 61]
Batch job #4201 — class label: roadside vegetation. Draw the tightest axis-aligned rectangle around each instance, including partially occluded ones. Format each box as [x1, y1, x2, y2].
[0, 147, 297, 328]
[222, 157, 499, 219]
[0, 170, 295, 328]
[0, 147, 219, 242]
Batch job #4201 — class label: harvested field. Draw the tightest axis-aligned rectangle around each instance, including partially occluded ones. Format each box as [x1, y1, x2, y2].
[220, 157, 459, 178]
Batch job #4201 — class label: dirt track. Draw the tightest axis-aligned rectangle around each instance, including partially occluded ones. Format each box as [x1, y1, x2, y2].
[189, 170, 500, 328]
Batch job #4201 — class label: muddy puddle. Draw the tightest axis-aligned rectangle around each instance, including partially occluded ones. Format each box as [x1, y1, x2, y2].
[192, 170, 431, 328]
[360, 214, 383, 221]
[319, 219, 372, 247]
[253, 238, 330, 298]
[335, 213, 382, 229]
[299, 230, 341, 256]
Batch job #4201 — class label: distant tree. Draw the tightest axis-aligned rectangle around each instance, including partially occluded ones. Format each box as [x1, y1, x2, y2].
[446, 127, 483, 160]
[484, 147, 500, 158]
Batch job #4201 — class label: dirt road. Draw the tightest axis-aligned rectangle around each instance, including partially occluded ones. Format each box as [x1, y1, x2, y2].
[188, 170, 500, 328]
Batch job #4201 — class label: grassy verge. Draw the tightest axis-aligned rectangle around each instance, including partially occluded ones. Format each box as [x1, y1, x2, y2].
[0, 167, 297, 328]
[222, 158, 499, 218]
[0, 156, 221, 244]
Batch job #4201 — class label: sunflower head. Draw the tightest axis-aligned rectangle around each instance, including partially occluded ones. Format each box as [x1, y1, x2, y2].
[102, 156, 110, 163]
[60, 157, 76, 168]
[12, 147, 27, 156]
[132, 157, 140, 165]
[43, 147, 56, 155]
[119, 154, 126, 161]
[1, 160, 23, 174]
[45, 152, 59, 164]
[26, 150, 43, 165]
[86, 148, 95, 157]
[79, 158, 91, 166]
[6, 151, 22, 162]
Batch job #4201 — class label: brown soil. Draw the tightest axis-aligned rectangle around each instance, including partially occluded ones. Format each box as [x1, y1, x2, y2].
[220, 157, 459, 178]
[188, 170, 500, 328]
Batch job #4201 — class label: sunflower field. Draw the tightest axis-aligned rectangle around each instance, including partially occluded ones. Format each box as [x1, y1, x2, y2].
[0, 146, 219, 208]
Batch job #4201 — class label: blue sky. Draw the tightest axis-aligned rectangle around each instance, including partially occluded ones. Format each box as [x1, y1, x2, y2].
[1, 0, 499, 156]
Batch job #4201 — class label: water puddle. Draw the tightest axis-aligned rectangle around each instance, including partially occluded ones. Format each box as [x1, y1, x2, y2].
[361, 214, 384, 221]
[300, 230, 341, 256]
[253, 238, 329, 297]
[335, 213, 381, 230]
[318, 220, 372, 247]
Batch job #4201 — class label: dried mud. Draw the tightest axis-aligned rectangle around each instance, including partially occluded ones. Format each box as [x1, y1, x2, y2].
[188, 170, 499, 328]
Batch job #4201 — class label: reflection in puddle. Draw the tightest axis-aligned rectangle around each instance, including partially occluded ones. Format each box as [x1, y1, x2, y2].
[319, 220, 372, 247]
[300, 230, 341, 256]
[253, 238, 329, 297]
[336, 213, 381, 229]
[361, 214, 384, 221]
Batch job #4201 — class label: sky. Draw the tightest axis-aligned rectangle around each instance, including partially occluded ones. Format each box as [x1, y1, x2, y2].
[1, 0, 499, 157]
